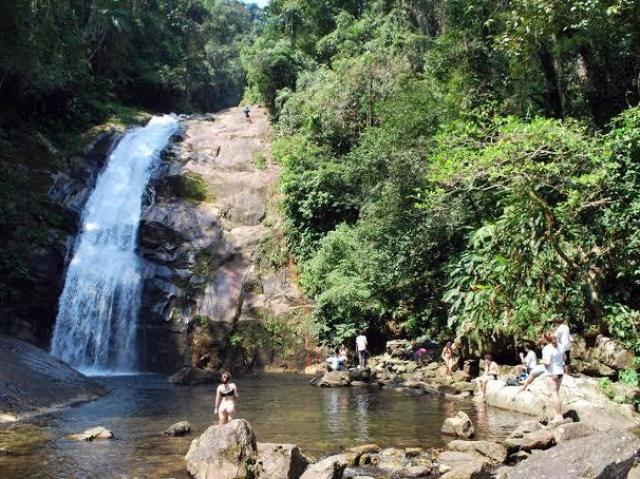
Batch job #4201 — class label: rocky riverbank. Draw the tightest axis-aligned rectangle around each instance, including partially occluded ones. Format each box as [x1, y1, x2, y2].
[183, 415, 640, 479]
[0, 336, 107, 423]
[309, 338, 640, 430]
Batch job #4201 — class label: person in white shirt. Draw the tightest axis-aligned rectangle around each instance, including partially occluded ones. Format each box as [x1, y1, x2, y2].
[542, 332, 565, 422]
[518, 337, 547, 392]
[553, 316, 572, 375]
[355, 331, 368, 368]
[325, 348, 342, 371]
[515, 343, 538, 377]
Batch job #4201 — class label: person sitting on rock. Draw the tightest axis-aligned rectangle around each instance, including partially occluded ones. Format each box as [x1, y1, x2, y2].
[326, 348, 343, 371]
[515, 343, 538, 379]
[519, 335, 547, 392]
[476, 353, 500, 401]
[441, 341, 456, 376]
[339, 344, 349, 367]
[413, 343, 427, 363]
[214, 372, 239, 426]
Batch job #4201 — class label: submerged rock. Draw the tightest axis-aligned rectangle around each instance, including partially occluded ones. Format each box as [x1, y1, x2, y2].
[185, 419, 258, 479]
[168, 366, 217, 385]
[257, 443, 309, 479]
[70, 426, 113, 441]
[441, 411, 475, 439]
[164, 420, 191, 437]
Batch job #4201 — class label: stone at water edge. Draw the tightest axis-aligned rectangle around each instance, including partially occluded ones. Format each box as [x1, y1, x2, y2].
[446, 440, 507, 464]
[441, 411, 475, 439]
[70, 426, 114, 441]
[520, 429, 554, 451]
[185, 419, 258, 479]
[164, 420, 191, 437]
[300, 453, 349, 479]
[551, 421, 596, 443]
[439, 460, 491, 479]
[257, 443, 309, 479]
[505, 429, 640, 479]
[315, 370, 351, 388]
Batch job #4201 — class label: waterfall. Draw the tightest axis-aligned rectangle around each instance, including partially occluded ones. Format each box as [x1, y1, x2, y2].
[51, 115, 179, 374]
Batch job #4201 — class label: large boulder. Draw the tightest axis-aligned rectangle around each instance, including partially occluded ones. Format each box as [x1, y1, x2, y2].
[385, 340, 414, 359]
[482, 375, 640, 430]
[300, 454, 348, 479]
[185, 419, 258, 479]
[446, 440, 507, 464]
[257, 443, 309, 479]
[520, 429, 554, 451]
[506, 430, 640, 479]
[316, 370, 351, 388]
[441, 411, 475, 439]
[589, 336, 635, 371]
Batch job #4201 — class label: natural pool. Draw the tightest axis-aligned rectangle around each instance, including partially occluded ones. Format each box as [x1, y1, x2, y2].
[0, 373, 529, 478]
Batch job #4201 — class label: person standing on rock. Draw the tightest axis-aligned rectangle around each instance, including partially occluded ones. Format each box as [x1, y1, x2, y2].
[441, 341, 456, 376]
[214, 372, 239, 426]
[554, 316, 572, 375]
[542, 332, 565, 422]
[355, 330, 368, 368]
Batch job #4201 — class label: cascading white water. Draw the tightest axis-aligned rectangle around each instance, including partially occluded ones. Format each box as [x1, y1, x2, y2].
[51, 115, 179, 374]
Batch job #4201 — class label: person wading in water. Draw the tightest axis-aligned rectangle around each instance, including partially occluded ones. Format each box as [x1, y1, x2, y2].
[214, 372, 238, 425]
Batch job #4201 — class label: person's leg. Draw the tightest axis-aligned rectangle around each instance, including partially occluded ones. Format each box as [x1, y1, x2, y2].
[218, 406, 227, 426]
[546, 376, 563, 420]
[362, 350, 367, 368]
[227, 402, 236, 422]
[564, 351, 571, 375]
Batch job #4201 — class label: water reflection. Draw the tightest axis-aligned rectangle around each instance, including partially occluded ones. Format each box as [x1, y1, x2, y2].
[0, 374, 529, 478]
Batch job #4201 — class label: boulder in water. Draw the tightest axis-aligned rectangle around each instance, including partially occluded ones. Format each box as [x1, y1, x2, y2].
[185, 419, 258, 479]
[441, 411, 475, 439]
[257, 443, 309, 479]
[315, 370, 351, 388]
[164, 420, 191, 437]
[70, 426, 114, 441]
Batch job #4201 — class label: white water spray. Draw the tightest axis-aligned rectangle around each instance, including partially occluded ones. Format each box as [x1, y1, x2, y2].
[51, 115, 179, 373]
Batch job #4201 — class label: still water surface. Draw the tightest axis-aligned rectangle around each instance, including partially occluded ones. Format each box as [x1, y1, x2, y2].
[0, 373, 527, 478]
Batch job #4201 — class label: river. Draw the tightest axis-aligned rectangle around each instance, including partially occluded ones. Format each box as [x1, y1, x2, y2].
[0, 373, 528, 478]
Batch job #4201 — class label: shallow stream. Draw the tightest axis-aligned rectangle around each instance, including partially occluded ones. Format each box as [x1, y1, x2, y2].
[0, 373, 528, 478]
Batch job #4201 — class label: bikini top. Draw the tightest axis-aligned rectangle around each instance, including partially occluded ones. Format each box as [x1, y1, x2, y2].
[220, 387, 235, 397]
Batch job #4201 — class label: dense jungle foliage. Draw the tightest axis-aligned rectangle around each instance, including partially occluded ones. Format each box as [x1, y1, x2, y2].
[0, 0, 255, 306]
[242, 0, 640, 353]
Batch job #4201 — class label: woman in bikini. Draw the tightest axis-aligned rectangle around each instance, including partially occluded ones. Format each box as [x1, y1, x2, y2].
[476, 353, 500, 401]
[441, 341, 456, 375]
[214, 371, 239, 425]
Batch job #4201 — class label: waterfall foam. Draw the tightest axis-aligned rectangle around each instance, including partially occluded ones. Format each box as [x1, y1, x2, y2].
[51, 115, 179, 373]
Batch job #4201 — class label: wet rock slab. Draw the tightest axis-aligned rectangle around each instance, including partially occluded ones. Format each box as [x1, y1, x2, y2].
[0, 336, 107, 422]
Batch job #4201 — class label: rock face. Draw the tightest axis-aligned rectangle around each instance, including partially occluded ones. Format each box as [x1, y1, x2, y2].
[185, 419, 258, 479]
[573, 335, 635, 377]
[257, 443, 309, 479]
[1, 131, 118, 348]
[441, 411, 475, 439]
[506, 430, 640, 479]
[138, 107, 310, 373]
[0, 336, 107, 422]
[70, 426, 114, 441]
